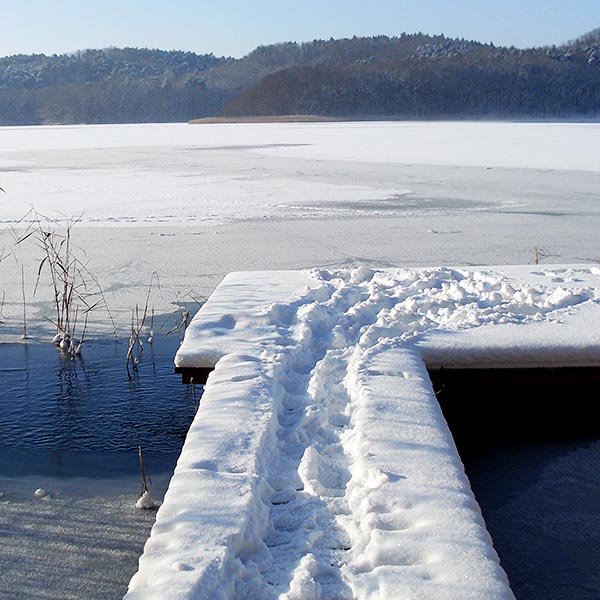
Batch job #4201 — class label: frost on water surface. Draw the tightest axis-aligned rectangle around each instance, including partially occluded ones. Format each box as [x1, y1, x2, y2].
[130, 266, 600, 600]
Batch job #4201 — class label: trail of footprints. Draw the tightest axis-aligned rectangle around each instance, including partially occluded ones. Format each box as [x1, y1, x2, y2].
[234, 267, 580, 597]
[234, 275, 373, 599]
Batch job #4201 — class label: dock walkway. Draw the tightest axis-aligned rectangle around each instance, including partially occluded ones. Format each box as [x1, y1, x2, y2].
[125, 266, 600, 600]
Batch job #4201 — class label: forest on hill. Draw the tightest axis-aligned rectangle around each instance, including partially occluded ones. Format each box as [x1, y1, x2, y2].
[1, 30, 599, 125]
[0, 47, 229, 124]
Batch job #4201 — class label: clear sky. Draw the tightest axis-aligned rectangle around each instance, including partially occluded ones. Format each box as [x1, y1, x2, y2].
[2, 0, 600, 59]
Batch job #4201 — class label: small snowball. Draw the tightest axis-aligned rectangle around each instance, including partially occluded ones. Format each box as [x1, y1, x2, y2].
[34, 488, 48, 498]
[136, 491, 159, 510]
[350, 266, 375, 284]
[298, 447, 320, 492]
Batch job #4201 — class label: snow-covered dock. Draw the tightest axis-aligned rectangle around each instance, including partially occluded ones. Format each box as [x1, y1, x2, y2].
[125, 265, 600, 600]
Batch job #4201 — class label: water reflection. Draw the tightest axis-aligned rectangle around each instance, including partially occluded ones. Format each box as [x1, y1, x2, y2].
[0, 335, 198, 598]
[0, 337, 198, 475]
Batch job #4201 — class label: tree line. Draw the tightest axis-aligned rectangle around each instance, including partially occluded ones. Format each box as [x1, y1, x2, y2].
[0, 47, 228, 124]
[0, 31, 599, 125]
[221, 51, 600, 119]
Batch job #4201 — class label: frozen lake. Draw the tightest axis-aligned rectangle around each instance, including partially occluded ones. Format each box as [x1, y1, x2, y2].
[0, 121, 599, 598]
[1, 121, 599, 338]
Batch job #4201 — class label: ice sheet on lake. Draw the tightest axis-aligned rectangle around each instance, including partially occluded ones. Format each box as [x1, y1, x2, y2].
[1, 121, 599, 343]
[0, 121, 598, 228]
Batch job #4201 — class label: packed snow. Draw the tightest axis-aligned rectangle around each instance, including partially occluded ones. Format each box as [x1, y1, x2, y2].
[126, 266, 600, 599]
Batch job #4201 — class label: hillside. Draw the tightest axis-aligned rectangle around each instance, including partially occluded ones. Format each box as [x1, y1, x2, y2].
[0, 47, 229, 125]
[0, 31, 599, 125]
[221, 32, 600, 119]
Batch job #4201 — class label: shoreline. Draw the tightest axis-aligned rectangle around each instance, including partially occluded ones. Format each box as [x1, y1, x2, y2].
[189, 114, 352, 124]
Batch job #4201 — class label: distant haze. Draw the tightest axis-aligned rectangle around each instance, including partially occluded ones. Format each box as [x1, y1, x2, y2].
[2, 0, 600, 58]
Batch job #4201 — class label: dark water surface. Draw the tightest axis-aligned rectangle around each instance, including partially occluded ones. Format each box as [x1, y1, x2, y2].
[0, 336, 198, 600]
[0, 337, 198, 478]
[430, 367, 600, 600]
[466, 439, 600, 600]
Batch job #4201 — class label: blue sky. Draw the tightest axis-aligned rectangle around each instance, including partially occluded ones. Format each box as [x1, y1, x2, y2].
[2, 0, 600, 58]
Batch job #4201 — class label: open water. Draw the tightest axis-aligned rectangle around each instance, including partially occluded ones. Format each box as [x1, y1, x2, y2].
[466, 439, 600, 600]
[432, 367, 600, 600]
[0, 336, 198, 600]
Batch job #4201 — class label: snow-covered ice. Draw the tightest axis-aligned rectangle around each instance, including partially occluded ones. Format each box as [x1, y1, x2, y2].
[0, 472, 173, 600]
[1, 121, 600, 340]
[125, 265, 600, 599]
